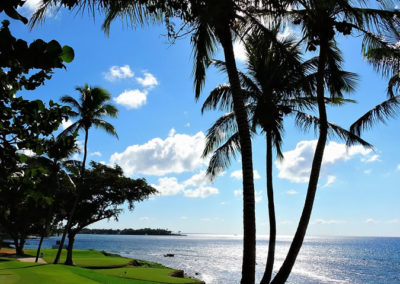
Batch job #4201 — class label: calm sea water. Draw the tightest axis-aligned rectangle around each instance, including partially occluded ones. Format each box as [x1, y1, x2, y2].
[25, 234, 400, 283]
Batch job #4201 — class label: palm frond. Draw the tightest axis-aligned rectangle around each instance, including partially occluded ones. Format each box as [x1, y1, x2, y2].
[350, 95, 400, 136]
[202, 84, 233, 113]
[58, 121, 81, 138]
[295, 111, 373, 148]
[202, 112, 238, 158]
[192, 20, 217, 99]
[93, 119, 118, 139]
[206, 132, 241, 179]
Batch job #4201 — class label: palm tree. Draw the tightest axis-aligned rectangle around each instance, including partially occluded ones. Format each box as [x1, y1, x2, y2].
[32, 1, 267, 281]
[252, 2, 400, 283]
[54, 84, 118, 265]
[203, 26, 372, 284]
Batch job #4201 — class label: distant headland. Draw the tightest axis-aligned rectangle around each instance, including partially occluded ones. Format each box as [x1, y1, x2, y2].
[80, 228, 186, 236]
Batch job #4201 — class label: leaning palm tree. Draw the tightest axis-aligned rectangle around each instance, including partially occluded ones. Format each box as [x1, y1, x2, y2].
[249, 1, 400, 283]
[32, 1, 272, 280]
[203, 26, 372, 284]
[54, 84, 118, 265]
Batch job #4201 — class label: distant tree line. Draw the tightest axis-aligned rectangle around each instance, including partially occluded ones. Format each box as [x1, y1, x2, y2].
[80, 228, 175, 235]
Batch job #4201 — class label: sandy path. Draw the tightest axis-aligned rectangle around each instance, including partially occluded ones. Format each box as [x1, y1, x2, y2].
[17, 257, 47, 263]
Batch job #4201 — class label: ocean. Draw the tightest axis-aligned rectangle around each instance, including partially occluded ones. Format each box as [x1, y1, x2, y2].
[24, 234, 400, 283]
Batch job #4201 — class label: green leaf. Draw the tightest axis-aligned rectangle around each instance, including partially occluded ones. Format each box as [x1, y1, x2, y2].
[18, 154, 28, 163]
[61, 45, 74, 63]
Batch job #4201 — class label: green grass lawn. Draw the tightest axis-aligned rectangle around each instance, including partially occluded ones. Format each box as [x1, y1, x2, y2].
[25, 249, 132, 268]
[0, 249, 203, 284]
[96, 267, 201, 284]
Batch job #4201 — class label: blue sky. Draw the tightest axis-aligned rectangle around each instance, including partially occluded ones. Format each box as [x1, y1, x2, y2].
[6, 1, 400, 237]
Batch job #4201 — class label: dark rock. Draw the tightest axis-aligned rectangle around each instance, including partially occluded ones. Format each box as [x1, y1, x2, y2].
[170, 270, 184, 278]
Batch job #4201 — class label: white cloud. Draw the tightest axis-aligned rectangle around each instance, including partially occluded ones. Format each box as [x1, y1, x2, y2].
[365, 218, 379, 224]
[180, 216, 188, 220]
[61, 118, 73, 130]
[152, 177, 185, 196]
[397, 164, 400, 171]
[361, 154, 380, 163]
[311, 219, 346, 225]
[364, 169, 372, 175]
[276, 140, 372, 183]
[18, 149, 36, 157]
[183, 170, 211, 188]
[255, 190, 263, 203]
[152, 170, 218, 198]
[185, 123, 190, 127]
[184, 186, 219, 198]
[139, 217, 150, 221]
[201, 218, 211, 222]
[233, 40, 247, 62]
[230, 170, 261, 180]
[136, 72, 158, 88]
[104, 65, 134, 81]
[111, 130, 206, 176]
[233, 188, 261, 202]
[23, 0, 43, 12]
[322, 175, 336, 188]
[90, 151, 102, 157]
[114, 89, 148, 109]
[286, 189, 298, 195]
[386, 219, 400, 224]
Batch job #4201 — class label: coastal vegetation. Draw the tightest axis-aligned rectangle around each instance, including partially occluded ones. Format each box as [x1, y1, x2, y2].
[1, 0, 400, 283]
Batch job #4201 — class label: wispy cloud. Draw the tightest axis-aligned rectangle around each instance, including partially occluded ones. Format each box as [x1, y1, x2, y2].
[286, 189, 298, 195]
[136, 72, 158, 89]
[90, 151, 102, 157]
[230, 170, 261, 180]
[365, 218, 379, 224]
[311, 219, 346, 225]
[104, 65, 134, 81]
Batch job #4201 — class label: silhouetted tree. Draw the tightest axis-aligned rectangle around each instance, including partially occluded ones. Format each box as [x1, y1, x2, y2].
[63, 162, 157, 265]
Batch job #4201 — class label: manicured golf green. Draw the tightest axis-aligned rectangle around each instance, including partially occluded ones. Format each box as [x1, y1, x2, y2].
[25, 249, 132, 268]
[96, 267, 201, 283]
[0, 249, 203, 283]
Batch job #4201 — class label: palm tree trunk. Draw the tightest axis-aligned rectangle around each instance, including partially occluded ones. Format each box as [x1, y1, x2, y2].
[55, 129, 89, 264]
[217, 23, 256, 284]
[261, 132, 276, 284]
[64, 232, 75, 265]
[35, 234, 44, 263]
[271, 39, 329, 284]
[14, 238, 25, 256]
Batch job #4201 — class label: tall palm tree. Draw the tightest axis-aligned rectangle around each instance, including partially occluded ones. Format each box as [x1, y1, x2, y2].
[54, 84, 118, 265]
[32, 1, 270, 281]
[203, 26, 314, 284]
[252, 2, 400, 283]
[203, 26, 371, 284]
